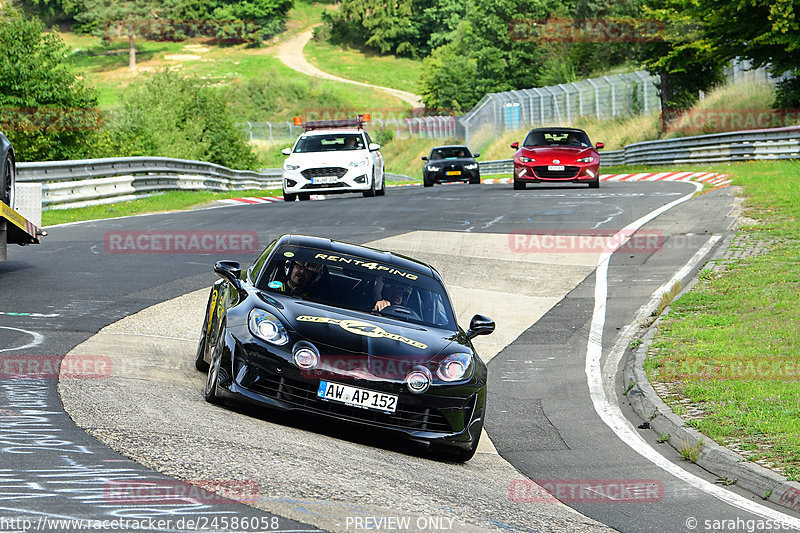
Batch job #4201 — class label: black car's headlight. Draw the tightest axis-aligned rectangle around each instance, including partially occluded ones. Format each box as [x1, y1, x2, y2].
[248, 309, 289, 345]
[464, 163, 478, 170]
[436, 353, 473, 382]
[426, 165, 441, 171]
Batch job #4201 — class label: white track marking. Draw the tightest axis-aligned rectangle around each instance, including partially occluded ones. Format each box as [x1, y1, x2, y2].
[585, 182, 800, 525]
[0, 327, 44, 353]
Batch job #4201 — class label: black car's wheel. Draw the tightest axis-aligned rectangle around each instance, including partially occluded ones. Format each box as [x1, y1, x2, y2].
[435, 419, 483, 462]
[204, 332, 224, 404]
[283, 192, 296, 202]
[2, 153, 14, 209]
[375, 173, 386, 196]
[194, 291, 216, 372]
[469, 175, 480, 185]
[298, 192, 311, 201]
[423, 175, 433, 187]
[513, 178, 525, 190]
[588, 178, 600, 189]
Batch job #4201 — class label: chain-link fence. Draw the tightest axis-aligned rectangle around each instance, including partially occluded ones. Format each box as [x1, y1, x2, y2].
[459, 71, 660, 149]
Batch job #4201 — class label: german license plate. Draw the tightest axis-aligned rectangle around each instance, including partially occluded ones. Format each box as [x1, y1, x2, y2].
[317, 380, 398, 413]
[548, 165, 565, 171]
[446, 170, 461, 176]
[311, 176, 338, 184]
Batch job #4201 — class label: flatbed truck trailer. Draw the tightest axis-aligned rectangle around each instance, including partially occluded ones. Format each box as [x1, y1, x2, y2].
[0, 200, 45, 262]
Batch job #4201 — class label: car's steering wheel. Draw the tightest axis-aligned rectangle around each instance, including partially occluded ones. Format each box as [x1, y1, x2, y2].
[379, 305, 421, 321]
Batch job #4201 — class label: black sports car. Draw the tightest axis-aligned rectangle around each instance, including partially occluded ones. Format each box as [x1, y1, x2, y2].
[422, 145, 480, 187]
[196, 234, 495, 461]
[1, 132, 15, 208]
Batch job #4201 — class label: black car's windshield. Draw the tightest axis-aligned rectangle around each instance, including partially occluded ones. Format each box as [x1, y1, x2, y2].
[523, 130, 591, 148]
[293, 133, 364, 153]
[257, 245, 457, 329]
[430, 147, 472, 159]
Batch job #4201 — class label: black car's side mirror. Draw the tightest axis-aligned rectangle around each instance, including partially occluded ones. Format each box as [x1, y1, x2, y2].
[214, 261, 242, 286]
[421, 156, 429, 161]
[466, 314, 495, 340]
[473, 153, 480, 158]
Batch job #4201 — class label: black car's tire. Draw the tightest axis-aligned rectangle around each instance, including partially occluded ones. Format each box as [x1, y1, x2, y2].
[435, 419, 483, 462]
[513, 179, 525, 190]
[195, 290, 216, 372]
[298, 192, 310, 201]
[423, 176, 433, 187]
[469, 175, 480, 185]
[375, 174, 386, 196]
[204, 333, 224, 404]
[588, 178, 600, 189]
[283, 193, 296, 202]
[2, 153, 14, 209]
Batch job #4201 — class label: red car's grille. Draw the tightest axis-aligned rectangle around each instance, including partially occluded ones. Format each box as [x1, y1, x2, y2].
[532, 166, 580, 179]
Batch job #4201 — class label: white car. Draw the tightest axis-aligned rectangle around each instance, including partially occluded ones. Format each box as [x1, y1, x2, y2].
[281, 126, 385, 201]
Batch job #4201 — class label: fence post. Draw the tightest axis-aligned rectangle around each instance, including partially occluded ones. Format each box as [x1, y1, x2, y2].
[587, 78, 600, 120]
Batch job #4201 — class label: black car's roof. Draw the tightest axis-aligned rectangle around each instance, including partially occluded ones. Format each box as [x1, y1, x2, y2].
[278, 234, 438, 278]
[430, 144, 469, 150]
[526, 127, 588, 134]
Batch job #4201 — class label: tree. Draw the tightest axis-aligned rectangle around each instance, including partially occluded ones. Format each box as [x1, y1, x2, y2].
[110, 70, 257, 169]
[76, 0, 175, 70]
[0, 7, 100, 161]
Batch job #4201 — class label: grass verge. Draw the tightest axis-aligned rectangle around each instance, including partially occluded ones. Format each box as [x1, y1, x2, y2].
[642, 160, 800, 481]
[43, 188, 280, 226]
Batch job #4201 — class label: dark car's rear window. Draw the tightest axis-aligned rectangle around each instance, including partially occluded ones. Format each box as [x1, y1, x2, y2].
[257, 245, 457, 329]
[430, 147, 472, 159]
[523, 130, 591, 148]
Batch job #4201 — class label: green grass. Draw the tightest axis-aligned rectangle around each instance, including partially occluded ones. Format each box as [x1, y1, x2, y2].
[43, 188, 280, 226]
[643, 160, 800, 481]
[304, 38, 422, 95]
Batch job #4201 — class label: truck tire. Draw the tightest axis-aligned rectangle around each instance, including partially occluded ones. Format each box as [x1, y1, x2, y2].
[2, 153, 14, 209]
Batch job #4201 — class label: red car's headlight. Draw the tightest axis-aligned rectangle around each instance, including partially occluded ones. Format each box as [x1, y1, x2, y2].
[519, 156, 535, 163]
[577, 156, 595, 163]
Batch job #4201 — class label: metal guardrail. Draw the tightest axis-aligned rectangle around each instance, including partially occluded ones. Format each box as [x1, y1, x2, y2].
[17, 157, 282, 210]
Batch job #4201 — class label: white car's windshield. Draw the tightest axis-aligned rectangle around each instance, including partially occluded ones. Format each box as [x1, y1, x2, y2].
[294, 133, 364, 153]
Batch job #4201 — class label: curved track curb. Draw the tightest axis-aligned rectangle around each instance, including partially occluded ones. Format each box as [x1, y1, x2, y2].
[622, 236, 800, 515]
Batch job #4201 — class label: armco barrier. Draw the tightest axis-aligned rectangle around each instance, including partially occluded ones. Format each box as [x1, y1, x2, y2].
[16, 157, 282, 210]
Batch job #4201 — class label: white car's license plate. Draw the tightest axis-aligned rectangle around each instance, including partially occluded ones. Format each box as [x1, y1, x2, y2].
[311, 176, 338, 184]
[317, 380, 398, 413]
[547, 165, 565, 171]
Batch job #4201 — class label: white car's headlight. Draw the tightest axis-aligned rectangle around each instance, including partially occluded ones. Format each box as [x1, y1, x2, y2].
[519, 156, 535, 163]
[248, 309, 289, 345]
[426, 165, 441, 172]
[464, 163, 478, 170]
[349, 157, 369, 168]
[436, 353, 473, 382]
[284, 163, 300, 171]
[577, 156, 595, 163]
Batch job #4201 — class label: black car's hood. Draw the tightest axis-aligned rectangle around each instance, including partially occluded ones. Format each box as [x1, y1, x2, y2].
[273, 297, 463, 379]
[428, 157, 476, 166]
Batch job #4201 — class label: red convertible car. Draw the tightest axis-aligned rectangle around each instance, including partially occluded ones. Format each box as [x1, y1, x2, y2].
[511, 127, 603, 189]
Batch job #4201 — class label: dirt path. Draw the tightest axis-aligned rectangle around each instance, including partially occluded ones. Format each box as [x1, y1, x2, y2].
[277, 26, 423, 108]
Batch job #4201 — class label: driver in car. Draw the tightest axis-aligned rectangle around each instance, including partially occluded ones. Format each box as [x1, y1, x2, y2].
[373, 280, 411, 312]
[278, 260, 322, 298]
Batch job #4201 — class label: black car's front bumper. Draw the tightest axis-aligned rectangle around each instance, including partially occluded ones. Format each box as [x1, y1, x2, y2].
[213, 329, 486, 450]
[424, 167, 480, 184]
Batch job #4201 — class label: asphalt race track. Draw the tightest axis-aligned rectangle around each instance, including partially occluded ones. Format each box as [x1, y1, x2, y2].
[2, 181, 799, 533]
